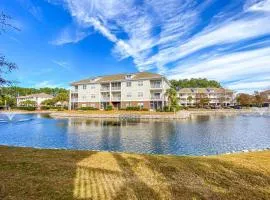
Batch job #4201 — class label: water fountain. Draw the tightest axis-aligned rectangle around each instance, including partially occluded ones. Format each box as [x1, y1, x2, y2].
[0, 112, 33, 124]
[251, 107, 270, 116]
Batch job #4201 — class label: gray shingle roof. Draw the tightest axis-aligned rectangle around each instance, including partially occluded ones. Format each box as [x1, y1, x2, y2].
[17, 93, 54, 99]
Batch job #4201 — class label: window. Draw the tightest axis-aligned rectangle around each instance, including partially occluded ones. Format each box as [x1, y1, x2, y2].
[75, 86, 78, 89]
[138, 92, 143, 97]
[138, 81, 143, 86]
[82, 104, 86, 107]
[125, 74, 132, 79]
[126, 82, 131, 87]
[90, 103, 95, 108]
[91, 85, 95, 89]
[83, 85, 87, 89]
[127, 93, 132, 98]
[91, 94, 95, 99]
[82, 96, 86, 100]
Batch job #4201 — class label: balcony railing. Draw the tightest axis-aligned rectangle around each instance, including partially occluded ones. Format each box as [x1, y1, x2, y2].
[71, 98, 78, 102]
[71, 89, 78, 93]
[151, 96, 162, 100]
[101, 97, 110, 102]
[101, 87, 110, 91]
[151, 84, 162, 89]
[111, 96, 121, 101]
[111, 86, 121, 91]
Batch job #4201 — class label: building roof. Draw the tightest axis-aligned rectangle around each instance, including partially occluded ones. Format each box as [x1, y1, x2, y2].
[17, 93, 54, 99]
[261, 89, 270, 95]
[71, 72, 166, 86]
[178, 88, 234, 94]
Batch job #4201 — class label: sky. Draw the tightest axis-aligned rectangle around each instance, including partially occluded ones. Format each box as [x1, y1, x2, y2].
[0, 0, 270, 93]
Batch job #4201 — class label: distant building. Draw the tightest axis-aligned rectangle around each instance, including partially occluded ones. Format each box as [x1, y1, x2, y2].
[69, 72, 170, 110]
[260, 90, 270, 107]
[177, 88, 235, 106]
[16, 93, 54, 106]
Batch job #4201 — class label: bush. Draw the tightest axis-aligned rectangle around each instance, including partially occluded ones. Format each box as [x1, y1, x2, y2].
[14, 106, 36, 111]
[141, 108, 149, 111]
[77, 107, 98, 111]
[41, 106, 51, 110]
[105, 105, 113, 111]
[126, 106, 140, 111]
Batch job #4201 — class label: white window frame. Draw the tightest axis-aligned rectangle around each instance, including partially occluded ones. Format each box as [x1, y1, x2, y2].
[138, 92, 143, 97]
[138, 81, 143, 86]
[126, 82, 131, 87]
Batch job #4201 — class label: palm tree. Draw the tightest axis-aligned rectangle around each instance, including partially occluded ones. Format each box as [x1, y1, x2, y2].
[165, 88, 179, 111]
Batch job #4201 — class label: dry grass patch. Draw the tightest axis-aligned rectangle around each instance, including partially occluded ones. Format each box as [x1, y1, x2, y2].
[0, 146, 270, 200]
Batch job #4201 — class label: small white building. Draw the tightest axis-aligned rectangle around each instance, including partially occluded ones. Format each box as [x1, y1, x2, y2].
[16, 93, 54, 106]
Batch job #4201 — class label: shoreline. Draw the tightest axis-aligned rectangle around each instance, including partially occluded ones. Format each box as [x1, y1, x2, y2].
[1, 144, 269, 157]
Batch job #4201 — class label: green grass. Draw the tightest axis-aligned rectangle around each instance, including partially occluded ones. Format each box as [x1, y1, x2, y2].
[0, 146, 269, 200]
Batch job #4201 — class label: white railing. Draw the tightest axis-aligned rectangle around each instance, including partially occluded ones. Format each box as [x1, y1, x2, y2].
[151, 84, 162, 88]
[151, 96, 162, 100]
[101, 87, 110, 91]
[71, 98, 78, 102]
[101, 97, 110, 102]
[111, 87, 121, 91]
[71, 89, 78, 93]
[112, 96, 121, 101]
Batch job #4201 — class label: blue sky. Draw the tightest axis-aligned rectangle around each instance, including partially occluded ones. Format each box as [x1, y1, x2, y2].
[1, 0, 270, 92]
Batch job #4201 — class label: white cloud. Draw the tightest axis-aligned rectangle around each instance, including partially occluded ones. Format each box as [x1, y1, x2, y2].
[34, 81, 63, 88]
[52, 60, 70, 69]
[49, 0, 270, 92]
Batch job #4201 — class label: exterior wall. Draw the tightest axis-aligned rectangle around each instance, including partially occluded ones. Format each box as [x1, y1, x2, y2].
[17, 97, 52, 106]
[77, 102, 100, 108]
[178, 91, 235, 106]
[70, 77, 170, 110]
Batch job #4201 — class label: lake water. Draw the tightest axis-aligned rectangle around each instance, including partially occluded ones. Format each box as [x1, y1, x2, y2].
[0, 113, 269, 155]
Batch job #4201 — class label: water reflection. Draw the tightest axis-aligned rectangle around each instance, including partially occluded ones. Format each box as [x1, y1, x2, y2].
[0, 114, 269, 155]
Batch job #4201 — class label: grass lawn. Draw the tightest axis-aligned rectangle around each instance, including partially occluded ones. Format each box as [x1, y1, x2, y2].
[0, 146, 269, 200]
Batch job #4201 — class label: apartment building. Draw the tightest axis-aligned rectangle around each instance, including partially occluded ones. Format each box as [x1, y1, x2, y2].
[177, 88, 235, 106]
[16, 93, 54, 106]
[69, 72, 170, 110]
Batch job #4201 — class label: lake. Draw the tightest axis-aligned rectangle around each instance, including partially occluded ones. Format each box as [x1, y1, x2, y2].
[0, 113, 269, 155]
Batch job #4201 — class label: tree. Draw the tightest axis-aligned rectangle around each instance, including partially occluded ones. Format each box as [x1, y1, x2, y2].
[41, 99, 56, 106]
[187, 96, 193, 106]
[236, 94, 253, 107]
[170, 78, 221, 89]
[0, 12, 19, 86]
[55, 92, 68, 103]
[254, 94, 266, 107]
[165, 88, 179, 111]
[20, 100, 36, 107]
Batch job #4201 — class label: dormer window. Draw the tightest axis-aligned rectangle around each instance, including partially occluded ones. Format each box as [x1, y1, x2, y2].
[125, 74, 132, 79]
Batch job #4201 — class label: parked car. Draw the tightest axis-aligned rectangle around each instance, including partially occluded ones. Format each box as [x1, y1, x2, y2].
[234, 105, 242, 109]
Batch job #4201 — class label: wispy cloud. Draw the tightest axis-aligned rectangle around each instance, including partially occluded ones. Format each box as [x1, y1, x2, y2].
[17, 0, 43, 21]
[51, 26, 91, 45]
[52, 60, 70, 69]
[34, 80, 63, 88]
[49, 0, 270, 92]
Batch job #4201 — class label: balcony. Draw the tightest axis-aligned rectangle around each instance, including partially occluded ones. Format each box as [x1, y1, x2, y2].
[150, 84, 162, 89]
[71, 98, 78, 102]
[151, 96, 162, 100]
[111, 96, 121, 101]
[101, 87, 110, 92]
[111, 86, 121, 91]
[101, 97, 110, 102]
[71, 89, 78, 93]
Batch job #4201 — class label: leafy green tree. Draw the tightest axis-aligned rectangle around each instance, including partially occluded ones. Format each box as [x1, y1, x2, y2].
[165, 88, 179, 111]
[41, 99, 56, 106]
[55, 92, 68, 103]
[170, 78, 221, 89]
[187, 96, 193, 105]
[20, 100, 36, 107]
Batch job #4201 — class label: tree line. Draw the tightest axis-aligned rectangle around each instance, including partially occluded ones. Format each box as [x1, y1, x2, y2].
[237, 92, 268, 107]
[170, 78, 222, 89]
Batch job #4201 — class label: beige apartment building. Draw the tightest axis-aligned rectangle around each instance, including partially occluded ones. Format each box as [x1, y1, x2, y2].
[69, 72, 170, 110]
[178, 88, 235, 107]
[16, 93, 54, 106]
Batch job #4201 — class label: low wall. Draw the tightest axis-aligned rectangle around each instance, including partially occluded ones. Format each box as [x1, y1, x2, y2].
[50, 112, 191, 120]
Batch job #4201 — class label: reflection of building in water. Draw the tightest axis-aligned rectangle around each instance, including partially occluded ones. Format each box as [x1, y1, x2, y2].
[66, 118, 175, 154]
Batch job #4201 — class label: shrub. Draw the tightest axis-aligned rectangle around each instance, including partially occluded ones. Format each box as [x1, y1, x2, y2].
[41, 106, 51, 110]
[15, 106, 36, 111]
[126, 106, 140, 111]
[141, 108, 149, 111]
[77, 107, 98, 111]
[105, 105, 113, 111]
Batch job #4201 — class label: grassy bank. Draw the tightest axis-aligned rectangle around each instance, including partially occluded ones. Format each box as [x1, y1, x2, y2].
[0, 146, 270, 200]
